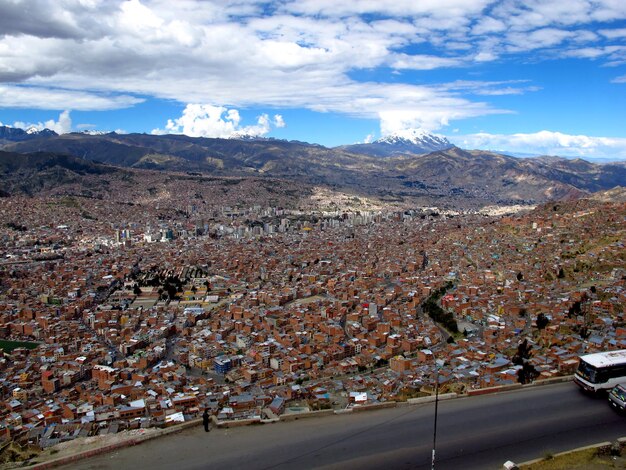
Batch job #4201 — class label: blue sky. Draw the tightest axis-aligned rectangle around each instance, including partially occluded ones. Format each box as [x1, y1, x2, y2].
[0, 0, 626, 159]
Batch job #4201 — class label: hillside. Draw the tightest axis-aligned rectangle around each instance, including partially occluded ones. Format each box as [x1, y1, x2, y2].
[0, 151, 118, 196]
[2, 132, 625, 208]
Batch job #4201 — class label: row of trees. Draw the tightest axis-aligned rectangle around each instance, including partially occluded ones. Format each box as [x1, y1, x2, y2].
[420, 281, 459, 334]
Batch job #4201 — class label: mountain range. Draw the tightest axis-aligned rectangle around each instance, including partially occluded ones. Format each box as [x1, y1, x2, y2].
[0, 126, 58, 143]
[0, 125, 624, 208]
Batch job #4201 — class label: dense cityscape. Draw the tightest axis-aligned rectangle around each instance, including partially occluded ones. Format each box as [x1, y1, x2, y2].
[1, 0, 626, 468]
[0, 182, 623, 460]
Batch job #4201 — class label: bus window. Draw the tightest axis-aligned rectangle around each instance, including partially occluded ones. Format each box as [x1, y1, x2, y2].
[577, 360, 597, 382]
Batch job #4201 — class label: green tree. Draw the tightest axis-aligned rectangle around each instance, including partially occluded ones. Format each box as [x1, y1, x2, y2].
[517, 362, 539, 384]
[512, 339, 532, 365]
[513, 339, 539, 384]
[536, 313, 549, 330]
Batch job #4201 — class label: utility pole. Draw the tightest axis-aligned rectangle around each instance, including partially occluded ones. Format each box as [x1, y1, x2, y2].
[431, 367, 439, 469]
[432, 358, 443, 470]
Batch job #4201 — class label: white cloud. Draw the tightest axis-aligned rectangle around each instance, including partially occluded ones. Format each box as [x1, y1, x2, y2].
[456, 130, 626, 159]
[378, 104, 503, 135]
[562, 44, 626, 62]
[440, 79, 541, 96]
[0, 0, 625, 136]
[234, 113, 271, 137]
[506, 28, 575, 52]
[152, 104, 286, 138]
[281, 0, 491, 19]
[471, 16, 507, 35]
[0, 85, 142, 110]
[599, 28, 626, 39]
[492, 0, 593, 32]
[388, 54, 462, 70]
[590, 0, 626, 22]
[152, 104, 239, 138]
[14, 110, 72, 134]
[273, 114, 285, 128]
[470, 86, 542, 96]
[0, 0, 508, 132]
[612, 74, 626, 83]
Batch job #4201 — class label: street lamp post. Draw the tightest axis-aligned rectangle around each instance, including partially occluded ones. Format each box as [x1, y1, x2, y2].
[432, 358, 443, 470]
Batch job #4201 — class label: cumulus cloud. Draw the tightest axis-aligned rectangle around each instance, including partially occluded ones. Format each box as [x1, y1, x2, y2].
[233, 113, 271, 137]
[379, 111, 446, 135]
[13, 110, 72, 134]
[152, 104, 286, 138]
[273, 114, 285, 128]
[456, 130, 626, 159]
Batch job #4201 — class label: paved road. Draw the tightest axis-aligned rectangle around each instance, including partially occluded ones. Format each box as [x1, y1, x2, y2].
[63, 382, 624, 470]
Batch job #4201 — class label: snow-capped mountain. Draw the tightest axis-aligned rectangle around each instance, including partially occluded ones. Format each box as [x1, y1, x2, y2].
[228, 133, 263, 141]
[75, 130, 112, 136]
[338, 129, 453, 157]
[376, 129, 451, 150]
[0, 125, 58, 142]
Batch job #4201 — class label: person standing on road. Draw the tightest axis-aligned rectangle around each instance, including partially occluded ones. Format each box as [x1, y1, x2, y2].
[203, 409, 210, 432]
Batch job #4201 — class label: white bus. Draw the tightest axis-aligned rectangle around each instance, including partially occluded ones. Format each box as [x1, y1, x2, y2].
[574, 349, 626, 392]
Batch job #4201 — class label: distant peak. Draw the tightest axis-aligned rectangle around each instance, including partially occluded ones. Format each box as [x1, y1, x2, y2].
[376, 129, 450, 146]
[228, 133, 262, 141]
[25, 126, 57, 136]
[77, 130, 109, 136]
[0, 125, 57, 141]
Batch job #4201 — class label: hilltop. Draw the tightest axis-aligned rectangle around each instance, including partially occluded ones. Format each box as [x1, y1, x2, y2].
[1, 127, 625, 209]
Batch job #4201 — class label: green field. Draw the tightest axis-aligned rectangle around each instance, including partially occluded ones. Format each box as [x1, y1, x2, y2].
[0, 340, 40, 353]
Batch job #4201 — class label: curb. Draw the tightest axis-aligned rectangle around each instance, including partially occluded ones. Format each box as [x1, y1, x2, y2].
[351, 401, 397, 412]
[216, 417, 261, 428]
[280, 409, 334, 421]
[468, 375, 573, 397]
[408, 393, 457, 404]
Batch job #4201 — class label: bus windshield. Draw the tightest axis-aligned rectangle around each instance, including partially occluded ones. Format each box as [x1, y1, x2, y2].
[577, 360, 598, 383]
